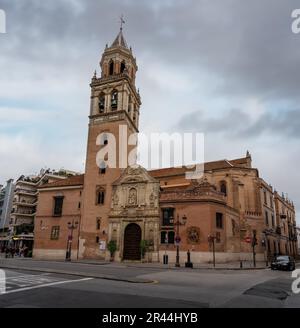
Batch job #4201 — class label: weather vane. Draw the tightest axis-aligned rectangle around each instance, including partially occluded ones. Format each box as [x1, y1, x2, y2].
[120, 14, 125, 30]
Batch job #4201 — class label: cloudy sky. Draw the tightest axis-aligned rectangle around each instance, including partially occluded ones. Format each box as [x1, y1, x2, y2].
[0, 0, 300, 221]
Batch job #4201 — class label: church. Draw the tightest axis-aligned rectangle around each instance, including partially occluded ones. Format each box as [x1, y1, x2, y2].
[33, 27, 298, 265]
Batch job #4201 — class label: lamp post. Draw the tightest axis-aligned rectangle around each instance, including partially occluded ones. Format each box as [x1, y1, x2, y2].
[172, 214, 187, 267]
[208, 235, 216, 268]
[65, 219, 78, 262]
[251, 230, 258, 268]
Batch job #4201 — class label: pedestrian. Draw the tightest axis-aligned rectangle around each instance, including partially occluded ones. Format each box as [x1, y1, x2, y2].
[10, 246, 15, 258]
[23, 245, 29, 257]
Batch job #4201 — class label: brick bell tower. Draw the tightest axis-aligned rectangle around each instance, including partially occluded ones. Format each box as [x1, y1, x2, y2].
[79, 26, 142, 259]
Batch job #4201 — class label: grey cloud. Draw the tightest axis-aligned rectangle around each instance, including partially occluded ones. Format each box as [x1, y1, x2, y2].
[176, 108, 300, 139]
[1, 0, 300, 103]
[0, 1, 300, 222]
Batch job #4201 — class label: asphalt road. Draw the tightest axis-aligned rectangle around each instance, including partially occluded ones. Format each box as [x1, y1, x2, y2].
[0, 262, 299, 308]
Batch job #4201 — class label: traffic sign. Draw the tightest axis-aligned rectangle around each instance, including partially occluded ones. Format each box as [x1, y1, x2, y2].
[244, 236, 251, 243]
[175, 236, 181, 245]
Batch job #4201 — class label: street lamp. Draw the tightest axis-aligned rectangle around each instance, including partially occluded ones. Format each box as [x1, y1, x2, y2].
[65, 219, 78, 262]
[172, 214, 187, 267]
[251, 230, 258, 268]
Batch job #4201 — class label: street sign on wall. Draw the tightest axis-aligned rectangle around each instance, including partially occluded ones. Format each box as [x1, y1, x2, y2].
[99, 240, 106, 251]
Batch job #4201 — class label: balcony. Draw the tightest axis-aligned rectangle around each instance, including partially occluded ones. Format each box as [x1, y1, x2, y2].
[14, 210, 36, 217]
[13, 200, 37, 207]
[15, 223, 34, 235]
[280, 214, 287, 219]
[15, 188, 38, 196]
[245, 211, 262, 218]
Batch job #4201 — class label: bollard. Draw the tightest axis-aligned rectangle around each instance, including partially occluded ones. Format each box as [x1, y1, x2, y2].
[163, 254, 168, 265]
[185, 250, 193, 268]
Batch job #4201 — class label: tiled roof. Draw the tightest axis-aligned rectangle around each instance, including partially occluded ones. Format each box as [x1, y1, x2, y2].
[38, 174, 84, 189]
[149, 157, 251, 178]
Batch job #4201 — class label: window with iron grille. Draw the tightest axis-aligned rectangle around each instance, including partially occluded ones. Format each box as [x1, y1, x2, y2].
[160, 230, 175, 244]
[97, 190, 105, 205]
[162, 208, 174, 226]
[265, 211, 269, 225]
[220, 182, 227, 196]
[50, 226, 60, 240]
[53, 196, 64, 217]
[216, 212, 223, 229]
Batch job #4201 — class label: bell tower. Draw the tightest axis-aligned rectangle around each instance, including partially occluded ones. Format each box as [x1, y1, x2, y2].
[80, 26, 142, 259]
[89, 28, 141, 131]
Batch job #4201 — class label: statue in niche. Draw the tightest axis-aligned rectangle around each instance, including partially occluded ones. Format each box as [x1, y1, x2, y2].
[113, 192, 119, 206]
[149, 193, 155, 207]
[128, 188, 137, 206]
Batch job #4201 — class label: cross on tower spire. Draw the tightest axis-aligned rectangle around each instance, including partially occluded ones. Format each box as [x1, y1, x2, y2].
[120, 14, 125, 31]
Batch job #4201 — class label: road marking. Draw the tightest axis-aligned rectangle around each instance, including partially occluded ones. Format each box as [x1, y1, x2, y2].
[1, 277, 93, 295]
[0, 273, 50, 282]
[1, 273, 59, 289]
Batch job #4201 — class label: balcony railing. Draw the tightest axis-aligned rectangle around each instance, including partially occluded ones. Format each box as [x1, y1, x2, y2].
[15, 188, 37, 196]
[14, 210, 36, 216]
[245, 211, 262, 217]
[13, 200, 37, 207]
[15, 223, 34, 235]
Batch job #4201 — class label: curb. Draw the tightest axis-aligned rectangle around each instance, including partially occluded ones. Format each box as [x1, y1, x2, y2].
[125, 264, 268, 271]
[0, 264, 155, 284]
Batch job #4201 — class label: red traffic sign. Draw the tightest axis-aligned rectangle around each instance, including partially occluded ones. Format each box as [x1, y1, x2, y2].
[175, 236, 181, 244]
[244, 236, 251, 243]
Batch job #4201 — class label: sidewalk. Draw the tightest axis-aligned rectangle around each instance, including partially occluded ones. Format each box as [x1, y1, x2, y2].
[120, 260, 269, 270]
[0, 254, 269, 270]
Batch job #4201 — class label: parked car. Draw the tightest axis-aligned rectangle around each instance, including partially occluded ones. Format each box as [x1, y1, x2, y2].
[271, 255, 295, 271]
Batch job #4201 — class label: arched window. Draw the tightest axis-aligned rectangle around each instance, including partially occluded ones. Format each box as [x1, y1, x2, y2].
[109, 60, 114, 75]
[111, 90, 118, 110]
[96, 218, 101, 230]
[120, 61, 126, 73]
[220, 182, 227, 196]
[98, 93, 105, 113]
[96, 188, 105, 205]
[128, 95, 131, 113]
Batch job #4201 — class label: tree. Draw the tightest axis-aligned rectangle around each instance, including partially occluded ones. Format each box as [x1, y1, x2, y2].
[107, 240, 117, 261]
